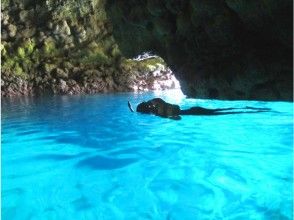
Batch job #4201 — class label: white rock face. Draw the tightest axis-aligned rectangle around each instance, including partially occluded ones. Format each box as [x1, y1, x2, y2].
[130, 63, 180, 92]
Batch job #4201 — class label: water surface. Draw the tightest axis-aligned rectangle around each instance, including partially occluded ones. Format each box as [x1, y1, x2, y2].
[2, 90, 293, 220]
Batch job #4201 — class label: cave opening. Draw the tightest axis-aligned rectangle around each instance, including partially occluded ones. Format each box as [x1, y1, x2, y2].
[130, 52, 181, 93]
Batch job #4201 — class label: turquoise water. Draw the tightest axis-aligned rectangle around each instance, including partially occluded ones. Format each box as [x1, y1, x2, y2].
[1, 90, 293, 220]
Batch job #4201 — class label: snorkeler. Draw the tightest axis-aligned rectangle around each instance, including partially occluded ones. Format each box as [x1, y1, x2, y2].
[127, 98, 270, 120]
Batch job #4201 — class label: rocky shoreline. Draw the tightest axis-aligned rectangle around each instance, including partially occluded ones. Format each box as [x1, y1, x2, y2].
[1, 60, 179, 97]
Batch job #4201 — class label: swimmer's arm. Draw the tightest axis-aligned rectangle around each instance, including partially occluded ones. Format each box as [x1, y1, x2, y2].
[128, 101, 134, 112]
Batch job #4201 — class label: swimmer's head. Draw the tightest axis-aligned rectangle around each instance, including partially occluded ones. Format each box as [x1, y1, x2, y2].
[136, 102, 155, 114]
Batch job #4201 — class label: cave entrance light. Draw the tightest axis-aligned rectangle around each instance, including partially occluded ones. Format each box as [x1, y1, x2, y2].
[131, 52, 181, 93]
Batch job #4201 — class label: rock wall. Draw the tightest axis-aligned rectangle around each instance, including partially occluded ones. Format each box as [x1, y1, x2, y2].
[1, 0, 177, 97]
[106, 0, 293, 101]
[2, 0, 292, 100]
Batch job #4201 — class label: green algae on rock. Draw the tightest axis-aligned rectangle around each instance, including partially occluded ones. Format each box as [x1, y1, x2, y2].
[2, 0, 292, 100]
[1, 0, 177, 97]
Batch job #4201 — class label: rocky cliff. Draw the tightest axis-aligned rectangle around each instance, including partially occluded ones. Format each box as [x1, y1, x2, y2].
[2, 0, 293, 100]
[1, 0, 177, 97]
[106, 0, 293, 100]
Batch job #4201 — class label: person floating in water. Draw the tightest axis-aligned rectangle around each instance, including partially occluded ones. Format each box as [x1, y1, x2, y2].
[128, 98, 270, 120]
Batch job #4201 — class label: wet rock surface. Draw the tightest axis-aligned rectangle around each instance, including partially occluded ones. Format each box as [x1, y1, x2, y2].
[1, 59, 178, 97]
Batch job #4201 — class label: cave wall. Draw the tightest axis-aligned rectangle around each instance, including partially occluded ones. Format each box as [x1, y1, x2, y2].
[2, 0, 292, 100]
[106, 0, 293, 100]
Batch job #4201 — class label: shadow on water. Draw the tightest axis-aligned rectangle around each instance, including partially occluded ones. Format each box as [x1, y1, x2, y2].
[71, 195, 93, 211]
[75, 155, 139, 170]
[29, 150, 139, 170]
[55, 135, 106, 150]
[107, 147, 142, 156]
[31, 153, 88, 161]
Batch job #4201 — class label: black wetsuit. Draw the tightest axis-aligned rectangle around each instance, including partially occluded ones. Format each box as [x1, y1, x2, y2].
[132, 98, 270, 119]
[180, 107, 258, 115]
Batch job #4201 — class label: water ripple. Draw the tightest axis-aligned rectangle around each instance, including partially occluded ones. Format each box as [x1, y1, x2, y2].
[1, 91, 293, 220]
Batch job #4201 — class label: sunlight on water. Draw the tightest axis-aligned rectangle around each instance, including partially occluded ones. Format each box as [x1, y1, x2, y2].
[1, 90, 293, 220]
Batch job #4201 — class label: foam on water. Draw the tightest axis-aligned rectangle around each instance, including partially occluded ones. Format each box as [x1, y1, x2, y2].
[1, 90, 293, 220]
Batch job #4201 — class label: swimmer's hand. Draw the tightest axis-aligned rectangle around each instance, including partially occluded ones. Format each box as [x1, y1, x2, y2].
[128, 101, 134, 112]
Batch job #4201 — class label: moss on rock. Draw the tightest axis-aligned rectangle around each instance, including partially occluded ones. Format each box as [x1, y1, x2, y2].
[1, 0, 175, 97]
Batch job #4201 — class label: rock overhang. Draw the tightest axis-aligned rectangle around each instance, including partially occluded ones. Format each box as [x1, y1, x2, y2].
[105, 0, 293, 101]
